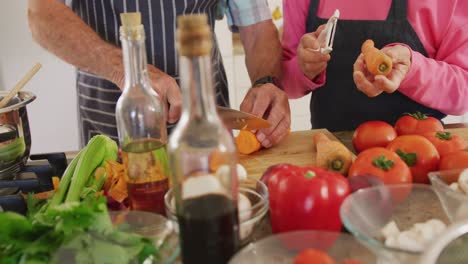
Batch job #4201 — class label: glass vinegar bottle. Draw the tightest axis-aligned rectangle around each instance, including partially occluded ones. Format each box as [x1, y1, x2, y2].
[116, 13, 170, 215]
[168, 14, 240, 264]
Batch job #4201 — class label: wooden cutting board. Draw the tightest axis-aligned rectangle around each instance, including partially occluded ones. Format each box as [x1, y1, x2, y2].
[239, 129, 346, 180]
[240, 127, 468, 180]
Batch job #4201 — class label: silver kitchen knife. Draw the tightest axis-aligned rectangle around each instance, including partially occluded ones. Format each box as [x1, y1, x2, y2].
[216, 106, 271, 130]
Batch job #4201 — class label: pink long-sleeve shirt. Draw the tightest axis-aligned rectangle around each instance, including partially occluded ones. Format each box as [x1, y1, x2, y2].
[282, 0, 468, 116]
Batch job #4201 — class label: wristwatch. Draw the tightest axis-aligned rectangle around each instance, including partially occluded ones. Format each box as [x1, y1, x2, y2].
[253, 76, 283, 90]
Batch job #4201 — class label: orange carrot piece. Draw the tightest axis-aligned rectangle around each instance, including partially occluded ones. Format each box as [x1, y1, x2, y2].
[22, 191, 54, 200]
[108, 177, 128, 203]
[314, 132, 353, 175]
[52, 176, 60, 191]
[236, 130, 262, 155]
[361, 39, 392, 76]
[209, 151, 225, 172]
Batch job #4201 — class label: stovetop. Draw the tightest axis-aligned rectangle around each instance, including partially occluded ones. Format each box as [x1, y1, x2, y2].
[0, 152, 68, 214]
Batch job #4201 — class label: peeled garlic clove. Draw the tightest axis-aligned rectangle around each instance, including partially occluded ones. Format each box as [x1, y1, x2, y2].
[458, 169, 468, 194]
[382, 221, 400, 238]
[450, 182, 461, 192]
[397, 231, 424, 252]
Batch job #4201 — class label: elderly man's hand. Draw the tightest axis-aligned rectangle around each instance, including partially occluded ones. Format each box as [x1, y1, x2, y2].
[147, 65, 182, 124]
[353, 45, 411, 97]
[240, 84, 291, 148]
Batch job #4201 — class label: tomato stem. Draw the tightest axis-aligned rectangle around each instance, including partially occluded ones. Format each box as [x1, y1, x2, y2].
[304, 171, 316, 179]
[404, 112, 428, 120]
[372, 155, 395, 171]
[395, 149, 417, 166]
[436, 132, 452, 141]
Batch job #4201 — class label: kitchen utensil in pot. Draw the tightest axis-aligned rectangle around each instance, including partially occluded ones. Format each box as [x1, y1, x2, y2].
[0, 91, 36, 179]
[0, 63, 41, 109]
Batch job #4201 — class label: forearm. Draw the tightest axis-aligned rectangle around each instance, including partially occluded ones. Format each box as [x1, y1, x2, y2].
[281, 56, 325, 98]
[399, 49, 468, 116]
[27, 0, 124, 87]
[239, 20, 281, 83]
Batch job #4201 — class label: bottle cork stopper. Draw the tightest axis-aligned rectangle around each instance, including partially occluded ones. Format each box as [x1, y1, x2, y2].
[176, 14, 212, 57]
[120, 12, 144, 39]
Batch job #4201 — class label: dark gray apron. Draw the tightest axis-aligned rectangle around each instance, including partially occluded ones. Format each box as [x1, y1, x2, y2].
[306, 0, 445, 132]
[68, 0, 229, 146]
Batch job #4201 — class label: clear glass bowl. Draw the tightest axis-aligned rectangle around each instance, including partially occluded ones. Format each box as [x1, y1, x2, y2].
[429, 168, 468, 222]
[228, 230, 376, 264]
[340, 184, 451, 263]
[164, 178, 269, 245]
[53, 210, 180, 264]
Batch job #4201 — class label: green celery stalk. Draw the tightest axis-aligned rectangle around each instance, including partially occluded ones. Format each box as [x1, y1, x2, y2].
[48, 151, 84, 209]
[65, 135, 107, 202]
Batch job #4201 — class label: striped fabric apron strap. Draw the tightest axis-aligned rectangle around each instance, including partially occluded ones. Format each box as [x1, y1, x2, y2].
[66, 0, 229, 146]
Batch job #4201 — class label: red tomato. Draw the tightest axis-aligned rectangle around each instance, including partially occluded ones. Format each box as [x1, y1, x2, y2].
[421, 131, 467, 156]
[439, 149, 468, 170]
[394, 112, 443, 135]
[387, 135, 440, 183]
[348, 147, 412, 184]
[352, 121, 397, 153]
[266, 165, 350, 234]
[293, 249, 336, 264]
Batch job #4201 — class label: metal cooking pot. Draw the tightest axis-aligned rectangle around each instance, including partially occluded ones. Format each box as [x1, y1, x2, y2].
[0, 91, 36, 180]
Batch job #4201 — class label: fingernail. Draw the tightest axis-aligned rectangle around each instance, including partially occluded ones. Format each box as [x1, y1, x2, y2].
[257, 133, 266, 142]
[262, 139, 271, 148]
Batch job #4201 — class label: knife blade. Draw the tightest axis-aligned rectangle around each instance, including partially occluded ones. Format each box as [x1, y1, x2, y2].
[217, 106, 271, 130]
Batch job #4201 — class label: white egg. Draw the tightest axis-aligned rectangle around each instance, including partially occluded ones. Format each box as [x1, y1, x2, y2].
[182, 174, 223, 199]
[238, 192, 253, 240]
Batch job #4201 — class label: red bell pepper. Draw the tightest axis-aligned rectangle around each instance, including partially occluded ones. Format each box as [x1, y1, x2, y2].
[264, 164, 350, 234]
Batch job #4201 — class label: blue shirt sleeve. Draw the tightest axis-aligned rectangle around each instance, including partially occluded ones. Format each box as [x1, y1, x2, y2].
[217, 0, 272, 32]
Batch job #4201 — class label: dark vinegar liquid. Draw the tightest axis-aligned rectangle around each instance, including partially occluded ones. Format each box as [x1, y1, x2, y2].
[121, 139, 170, 215]
[178, 194, 240, 264]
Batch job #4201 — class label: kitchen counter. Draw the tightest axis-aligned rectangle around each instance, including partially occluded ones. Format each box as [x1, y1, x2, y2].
[60, 123, 468, 254]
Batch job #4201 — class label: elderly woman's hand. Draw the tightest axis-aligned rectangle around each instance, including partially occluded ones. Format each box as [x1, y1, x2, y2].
[353, 45, 411, 97]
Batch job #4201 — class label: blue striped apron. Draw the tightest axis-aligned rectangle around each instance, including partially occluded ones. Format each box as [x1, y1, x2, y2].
[66, 0, 230, 146]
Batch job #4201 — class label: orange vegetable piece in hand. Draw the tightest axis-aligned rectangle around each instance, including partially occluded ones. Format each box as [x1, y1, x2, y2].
[293, 249, 336, 264]
[361, 39, 393, 76]
[236, 130, 261, 155]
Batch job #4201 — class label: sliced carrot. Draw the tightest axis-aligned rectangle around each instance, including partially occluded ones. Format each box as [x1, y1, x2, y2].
[361, 39, 393, 76]
[108, 176, 128, 203]
[52, 176, 60, 191]
[209, 151, 225, 172]
[314, 132, 353, 175]
[236, 130, 262, 155]
[22, 191, 54, 200]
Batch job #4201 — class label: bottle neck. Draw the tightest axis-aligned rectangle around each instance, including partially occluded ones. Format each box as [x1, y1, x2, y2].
[179, 55, 218, 120]
[121, 36, 149, 91]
